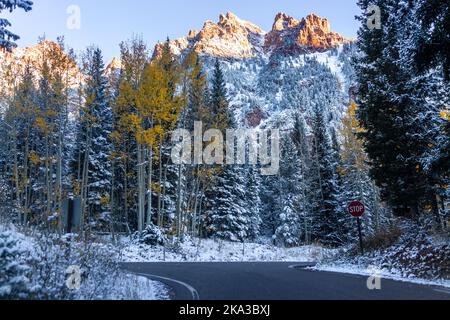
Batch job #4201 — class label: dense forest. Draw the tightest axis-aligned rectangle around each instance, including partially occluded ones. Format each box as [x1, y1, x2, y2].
[0, 0, 448, 251]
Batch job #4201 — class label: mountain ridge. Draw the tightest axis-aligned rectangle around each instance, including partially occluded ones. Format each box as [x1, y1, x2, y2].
[153, 11, 351, 59]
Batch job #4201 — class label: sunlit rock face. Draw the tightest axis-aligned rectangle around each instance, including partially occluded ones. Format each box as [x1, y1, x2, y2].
[153, 12, 266, 60]
[264, 13, 349, 56]
[0, 40, 82, 95]
[153, 12, 349, 60]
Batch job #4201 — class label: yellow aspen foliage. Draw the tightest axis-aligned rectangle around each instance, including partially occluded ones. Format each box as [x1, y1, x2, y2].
[100, 194, 110, 207]
[339, 101, 369, 173]
[34, 117, 50, 135]
[440, 110, 450, 121]
[29, 151, 41, 166]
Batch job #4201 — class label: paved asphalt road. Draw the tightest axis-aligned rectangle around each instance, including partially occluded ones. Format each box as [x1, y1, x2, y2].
[121, 262, 450, 300]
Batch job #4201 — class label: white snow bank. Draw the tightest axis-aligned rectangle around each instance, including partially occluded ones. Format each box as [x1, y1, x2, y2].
[312, 263, 450, 289]
[0, 223, 169, 300]
[121, 237, 338, 263]
[111, 274, 169, 300]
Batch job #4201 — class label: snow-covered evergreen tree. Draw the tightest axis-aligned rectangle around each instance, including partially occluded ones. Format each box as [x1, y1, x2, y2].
[0, 231, 30, 299]
[356, 0, 449, 226]
[206, 165, 249, 241]
[309, 107, 345, 246]
[0, 0, 33, 51]
[291, 114, 314, 244]
[72, 47, 113, 230]
[244, 166, 262, 240]
[204, 60, 250, 241]
[274, 133, 303, 247]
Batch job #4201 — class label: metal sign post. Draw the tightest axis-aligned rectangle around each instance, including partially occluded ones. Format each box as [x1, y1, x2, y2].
[348, 201, 365, 255]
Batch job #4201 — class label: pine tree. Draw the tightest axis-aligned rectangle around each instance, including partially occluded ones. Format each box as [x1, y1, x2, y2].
[260, 174, 278, 238]
[274, 134, 302, 247]
[206, 165, 249, 241]
[356, 0, 448, 224]
[414, 0, 450, 81]
[309, 107, 344, 246]
[203, 59, 249, 241]
[408, 0, 449, 227]
[0, 231, 30, 299]
[244, 166, 262, 240]
[292, 114, 314, 244]
[210, 59, 231, 129]
[72, 47, 113, 231]
[356, 0, 427, 217]
[0, 0, 33, 51]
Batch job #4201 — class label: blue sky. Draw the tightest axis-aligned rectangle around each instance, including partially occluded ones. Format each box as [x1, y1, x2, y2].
[4, 0, 361, 62]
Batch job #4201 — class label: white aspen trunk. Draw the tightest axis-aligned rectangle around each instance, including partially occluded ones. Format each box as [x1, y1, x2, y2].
[160, 163, 169, 228]
[23, 130, 30, 226]
[80, 127, 92, 234]
[176, 163, 183, 231]
[146, 148, 153, 227]
[137, 143, 144, 233]
[157, 144, 163, 227]
[56, 133, 63, 233]
[45, 136, 51, 224]
[12, 130, 22, 224]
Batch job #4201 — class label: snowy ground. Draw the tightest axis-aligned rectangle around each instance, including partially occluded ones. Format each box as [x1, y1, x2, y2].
[121, 236, 339, 263]
[312, 263, 450, 289]
[313, 224, 450, 289]
[0, 223, 169, 300]
[111, 274, 168, 300]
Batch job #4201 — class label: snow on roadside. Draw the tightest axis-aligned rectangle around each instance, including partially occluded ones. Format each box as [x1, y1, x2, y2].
[121, 237, 338, 263]
[110, 273, 169, 300]
[121, 234, 450, 290]
[312, 227, 450, 290]
[0, 223, 169, 300]
[312, 263, 450, 289]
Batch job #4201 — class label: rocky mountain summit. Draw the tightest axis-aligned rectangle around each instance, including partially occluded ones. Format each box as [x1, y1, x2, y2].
[265, 13, 349, 55]
[154, 11, 266, 59]
[0, 40, 82, 94]
[154, 11, 349, 59]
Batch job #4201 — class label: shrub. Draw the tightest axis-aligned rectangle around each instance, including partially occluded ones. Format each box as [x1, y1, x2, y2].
[0, 231, 30, 299]
[363, 226, 402, 251]
[138, 223, 167, 246]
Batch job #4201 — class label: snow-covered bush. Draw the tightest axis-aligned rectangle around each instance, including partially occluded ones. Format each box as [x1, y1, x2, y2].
[138, 223, 167, 246]
[325, 220, 450, 281]
[26, 233, 123, 300]
[0, 224, 167, 300]
[0, 231, 30, 299]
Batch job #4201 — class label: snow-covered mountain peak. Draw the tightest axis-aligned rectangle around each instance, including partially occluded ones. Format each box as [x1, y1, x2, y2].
[0, 40, 82, 95]
[154, 11, 266, 59]
[107, 57, 122, 70]
[154, 12, 350, 60]
[217, 11, 266, 36]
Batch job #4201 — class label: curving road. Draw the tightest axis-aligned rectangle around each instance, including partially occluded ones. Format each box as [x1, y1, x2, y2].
[121, 262, 450, 300]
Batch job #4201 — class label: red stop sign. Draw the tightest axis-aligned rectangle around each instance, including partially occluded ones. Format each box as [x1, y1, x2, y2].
[348, 201, 365, 217]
